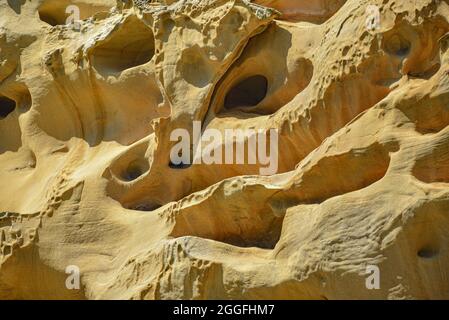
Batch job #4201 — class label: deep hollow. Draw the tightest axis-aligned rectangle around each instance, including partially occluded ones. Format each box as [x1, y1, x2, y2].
[123, 164, 144, 181]
[38, 2, 75, 26]
[384, 34, 411, 57]
[417, 247, 439, 259]
[0, 96, 16, 119]
[38, 11, 59, 26]
[91, 18, 155, 75]
[224, 75, 268, 109]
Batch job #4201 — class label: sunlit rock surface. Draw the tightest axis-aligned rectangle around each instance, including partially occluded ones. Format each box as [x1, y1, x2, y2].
[1, 0, 449, 299]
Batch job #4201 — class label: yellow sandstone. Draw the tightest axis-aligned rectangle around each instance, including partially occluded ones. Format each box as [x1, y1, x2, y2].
[1, 0, 449, 299]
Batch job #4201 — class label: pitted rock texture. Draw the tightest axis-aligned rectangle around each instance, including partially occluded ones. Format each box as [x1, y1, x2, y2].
[1, 0, 449, 299]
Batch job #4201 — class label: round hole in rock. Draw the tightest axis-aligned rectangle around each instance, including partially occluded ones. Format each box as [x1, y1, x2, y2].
[384, 34, 411, 57]
[123, 165, 143, 181]
[38, 11, 59, 26]
[91, 17, 156, 75]
[0, 96, 16, 119]
[224, 75, 268, 109]
[417, 247, 439, 259]
[121, 159, 148, 181]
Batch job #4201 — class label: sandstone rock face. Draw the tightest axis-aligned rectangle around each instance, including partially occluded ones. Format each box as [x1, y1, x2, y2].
[1, 0, 449, 300]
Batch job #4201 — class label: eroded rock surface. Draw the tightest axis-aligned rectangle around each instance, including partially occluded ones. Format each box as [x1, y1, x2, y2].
[1, 0, 449, 299]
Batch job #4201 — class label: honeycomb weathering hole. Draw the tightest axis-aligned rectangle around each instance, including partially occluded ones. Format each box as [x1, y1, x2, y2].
[224, 75, 268, 109]
[0, 96, 16, 119]
[109, 150, 149, 182]
[90, 18, 155, 76]
[38, 8, 61, 26]
[417, 247, 439, 259]
[122, 161, 146, 181]
[384, 33, 411, 57]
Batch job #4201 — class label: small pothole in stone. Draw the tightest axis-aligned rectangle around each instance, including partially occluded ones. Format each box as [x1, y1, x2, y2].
[224, 75, 268, 109]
